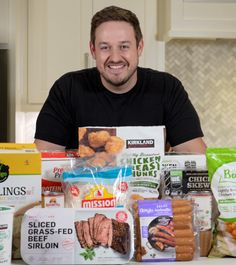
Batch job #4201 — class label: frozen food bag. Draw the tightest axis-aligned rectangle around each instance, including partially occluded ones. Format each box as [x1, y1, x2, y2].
[206, 147, 236, 257]
[62, 162, 132, 208]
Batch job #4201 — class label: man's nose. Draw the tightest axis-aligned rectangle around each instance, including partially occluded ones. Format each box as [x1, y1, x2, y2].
[109, 48, 121, 61]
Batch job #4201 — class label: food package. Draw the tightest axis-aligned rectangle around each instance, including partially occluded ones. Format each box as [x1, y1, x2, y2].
[78, 126, 165, 200]
[41, 151, 77, 193]
[21, 207, 134, 264]
[161, 153, 207, 171]
[206, 147, 236, 257]
[0, 143, 42, 259]
[133, 199, 197, 261]
[62, 162, 132, 209]
[160, 153, 213, 256]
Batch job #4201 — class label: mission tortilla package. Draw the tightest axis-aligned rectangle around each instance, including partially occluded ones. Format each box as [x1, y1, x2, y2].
[206, 148, 236, 257]
[78, 126, 165, 200]
[21, 207, 134, 264]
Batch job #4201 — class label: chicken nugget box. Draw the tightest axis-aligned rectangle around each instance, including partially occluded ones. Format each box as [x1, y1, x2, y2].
[78, 126, 165, 199]
[0, 143, 42, 259]
[21, 207, 134, 264]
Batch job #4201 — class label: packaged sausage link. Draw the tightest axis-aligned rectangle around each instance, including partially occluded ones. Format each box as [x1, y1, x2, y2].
[206, 148, 236, 257]
[133, 199, 197, 262]
[160, 165, 214, 257]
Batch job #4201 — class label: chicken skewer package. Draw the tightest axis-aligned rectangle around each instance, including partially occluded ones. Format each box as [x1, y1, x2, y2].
[21, 207, 134, 264]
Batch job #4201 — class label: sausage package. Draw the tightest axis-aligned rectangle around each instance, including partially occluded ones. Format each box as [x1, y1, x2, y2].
[206, 148, 236, 257]
[78, 126, 165, 199]
[21, 207, 134, 264]
[133, 199, 197, 262]
[160, 153, 213, 257]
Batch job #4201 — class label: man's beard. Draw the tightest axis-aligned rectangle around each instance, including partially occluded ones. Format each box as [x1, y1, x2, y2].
[101, 67, 137, 88]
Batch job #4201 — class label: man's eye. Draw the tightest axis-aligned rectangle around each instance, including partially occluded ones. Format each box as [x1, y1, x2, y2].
[100, 46, 109, 50]
[121, 45, 129, 50]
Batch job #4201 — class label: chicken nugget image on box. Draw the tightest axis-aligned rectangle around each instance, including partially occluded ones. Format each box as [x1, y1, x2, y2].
[105, 136, 125, 154]
[78, 145, 95, 158]
[88, 130, 111, 148]
[79, 128, 87, 141]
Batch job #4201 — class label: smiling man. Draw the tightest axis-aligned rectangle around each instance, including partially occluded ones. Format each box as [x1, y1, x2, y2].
[34, 6, 206, 153]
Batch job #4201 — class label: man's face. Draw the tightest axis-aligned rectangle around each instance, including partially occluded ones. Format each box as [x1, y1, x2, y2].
[90, 21, 144, 93]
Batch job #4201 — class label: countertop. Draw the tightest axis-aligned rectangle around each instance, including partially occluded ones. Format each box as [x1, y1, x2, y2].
[11, 257, 236, 265]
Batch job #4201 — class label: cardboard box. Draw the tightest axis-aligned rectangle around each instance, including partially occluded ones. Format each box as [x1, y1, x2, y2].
[0, 143, 41, 210]
[0, 143, 42, 259]
[78, 126, 165, 199]
[161, 153, 207, 171]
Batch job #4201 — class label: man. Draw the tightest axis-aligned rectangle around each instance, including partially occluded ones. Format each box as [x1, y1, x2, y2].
[34, 6, 206, 153]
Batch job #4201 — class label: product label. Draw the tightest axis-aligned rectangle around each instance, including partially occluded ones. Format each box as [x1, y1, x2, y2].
[21, 208, 134, 264]
[138, 200, 176, 262]
[163, 170, 210, 197]
[211, 162, 236, 220]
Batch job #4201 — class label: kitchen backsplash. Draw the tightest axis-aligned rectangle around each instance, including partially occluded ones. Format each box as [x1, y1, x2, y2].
[166, 39, 236, 148]
[19, 40, 236, 148]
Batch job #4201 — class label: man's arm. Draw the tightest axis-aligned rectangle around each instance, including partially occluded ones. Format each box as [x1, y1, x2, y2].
[171, 137, 207, 154]
[34, 139, 65, 151]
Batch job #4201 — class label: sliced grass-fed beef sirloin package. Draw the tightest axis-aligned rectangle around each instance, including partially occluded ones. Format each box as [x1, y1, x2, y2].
[21, 207, 134, 264]
[206, 148, 236, 257]
[78, 126, 165, 200]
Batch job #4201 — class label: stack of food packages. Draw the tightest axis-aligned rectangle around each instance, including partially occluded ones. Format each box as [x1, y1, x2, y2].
[18, 127, 236, 263]
[38, 126, 216, 263]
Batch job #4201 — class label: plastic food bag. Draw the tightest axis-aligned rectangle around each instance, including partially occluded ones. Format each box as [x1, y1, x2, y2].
[62, 157, 132, 208]
[206, 147, 236, 257]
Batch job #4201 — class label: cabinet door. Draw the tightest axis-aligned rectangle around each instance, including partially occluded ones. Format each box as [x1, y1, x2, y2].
[28, 0, 158, 105]
[158, 0, 236, 40]
[0, 0, 9, 45]
[28, 0, 92, 104]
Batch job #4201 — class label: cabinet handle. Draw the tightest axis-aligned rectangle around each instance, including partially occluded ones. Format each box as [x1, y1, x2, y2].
[84, 52, 89, 68]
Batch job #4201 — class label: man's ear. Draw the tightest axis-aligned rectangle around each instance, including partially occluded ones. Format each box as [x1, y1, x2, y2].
[138, 38, 144, 57]
[89, 41, 96, 59]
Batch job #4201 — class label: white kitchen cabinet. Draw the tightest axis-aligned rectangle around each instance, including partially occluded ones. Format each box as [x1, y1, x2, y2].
[27, 0, 160, 106]
[28, 0, 92, 105]
[158, 0, 236, 41]
[0, 0, 9, 46]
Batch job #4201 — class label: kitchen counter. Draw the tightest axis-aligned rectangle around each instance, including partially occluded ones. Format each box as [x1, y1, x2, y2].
[11, 257, 236, 265]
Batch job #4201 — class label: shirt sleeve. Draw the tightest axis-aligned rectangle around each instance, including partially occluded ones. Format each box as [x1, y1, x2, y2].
[34, 75, 77, 148]
[164, 75, 204, 147]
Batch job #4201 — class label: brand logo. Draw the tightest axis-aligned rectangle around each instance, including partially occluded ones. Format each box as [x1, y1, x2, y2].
[223, 169, 236, 180]
[126, 139, 155, 148]
[0, 163, 9, 183]
[82, 198, 116, 208]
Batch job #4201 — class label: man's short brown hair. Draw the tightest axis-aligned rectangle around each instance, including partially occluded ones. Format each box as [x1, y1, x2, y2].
[90, 5, 143, 47]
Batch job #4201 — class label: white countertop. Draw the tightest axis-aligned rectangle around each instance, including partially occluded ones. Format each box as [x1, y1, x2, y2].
[11, 257, 236, 265]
